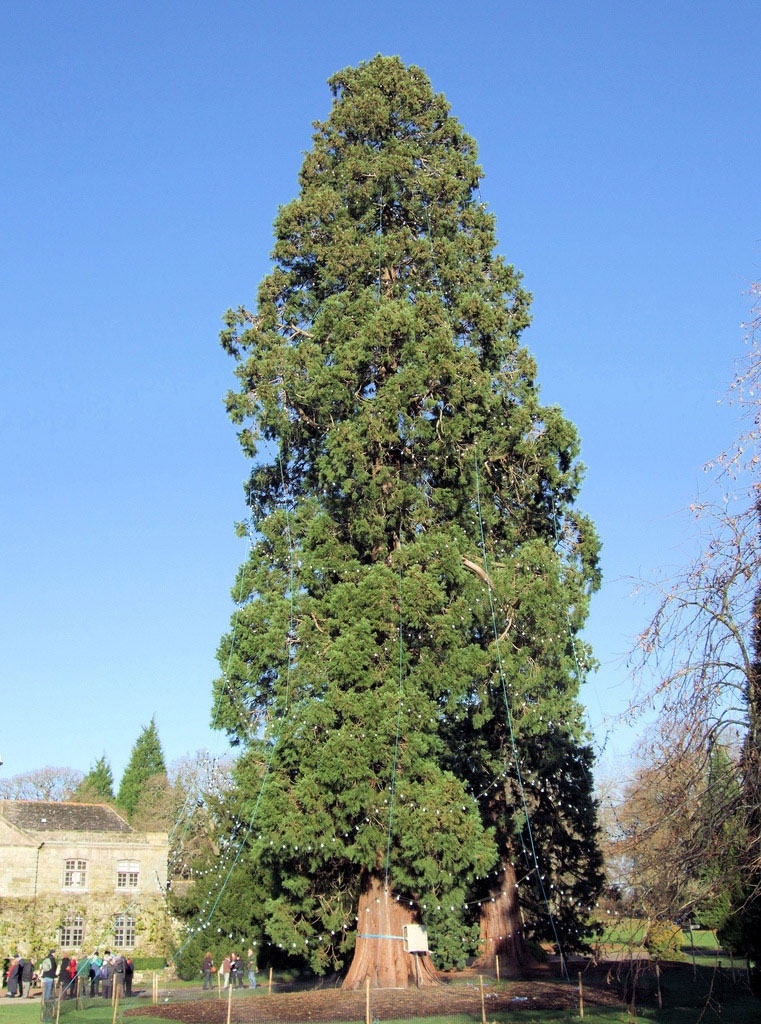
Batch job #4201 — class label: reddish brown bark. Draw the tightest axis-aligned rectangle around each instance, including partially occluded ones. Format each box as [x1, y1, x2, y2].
[472, 859, 535, 976]
[342, 872, 439, 989]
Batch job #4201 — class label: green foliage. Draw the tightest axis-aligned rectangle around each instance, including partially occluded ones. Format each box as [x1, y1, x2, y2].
[689, 744, 747, 934]
[168, 781, 275, 973]
[522, 937, 549, 962]
[643, 921, 685, 961]
[173, 939, 205, 981]
[209, 55, 602, 973]
[73, 755, 115, 802]
[130, 956, 166, 971]
[117, 718, 167, 818]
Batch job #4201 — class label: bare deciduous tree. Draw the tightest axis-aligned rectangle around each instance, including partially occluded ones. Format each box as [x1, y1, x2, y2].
[630, 283, 761, 734]
[624, 282, 761, 949]
[128, 750, 235, 881]
[604, 724, 745, 923]
[0, 766, 84, 801]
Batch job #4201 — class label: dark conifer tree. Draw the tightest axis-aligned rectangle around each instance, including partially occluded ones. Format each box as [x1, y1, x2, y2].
[213, 56, 601, 986]
[440, 532, 603, 965]
[73, 754, 115, 801]
[117, 718, 167, 818]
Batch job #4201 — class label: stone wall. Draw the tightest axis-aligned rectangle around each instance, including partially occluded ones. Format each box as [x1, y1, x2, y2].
[32, 832, 168, 896]
[0, 893, 174, 957]
[0, 820, 37, 898]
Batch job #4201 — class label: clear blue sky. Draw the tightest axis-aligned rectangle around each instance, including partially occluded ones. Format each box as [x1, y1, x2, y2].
[1, 1, 758, 787]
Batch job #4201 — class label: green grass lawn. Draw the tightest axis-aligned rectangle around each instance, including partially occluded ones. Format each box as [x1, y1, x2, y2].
[599, 919, 721, 949]
[597, 920, 754, 972]
[0, 1004, 169, 1024]
[4, 1002, 750, 1024]
[683, 930, 720, 950]
[599, 917, 649, 945]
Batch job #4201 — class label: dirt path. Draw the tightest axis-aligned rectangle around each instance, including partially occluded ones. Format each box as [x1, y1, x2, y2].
[126, 976, 623, 1023]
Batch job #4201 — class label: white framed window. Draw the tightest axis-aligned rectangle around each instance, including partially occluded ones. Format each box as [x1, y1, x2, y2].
[114, 914, 136, 947]
[63, 859, 87, 889]
[116, 860, 140, 889]
[59, 914, 84, 947]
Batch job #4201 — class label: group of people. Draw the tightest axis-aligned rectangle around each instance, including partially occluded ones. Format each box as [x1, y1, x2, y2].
[83, 951, 135, 999]
[3, 955, 36, 998]
[3, 950, 134, 1002]
[201, 950, 256, 990]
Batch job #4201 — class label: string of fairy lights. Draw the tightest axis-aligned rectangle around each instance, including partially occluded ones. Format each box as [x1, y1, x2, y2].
[165, 630, 576, 953]
[140, 177, 621, 985]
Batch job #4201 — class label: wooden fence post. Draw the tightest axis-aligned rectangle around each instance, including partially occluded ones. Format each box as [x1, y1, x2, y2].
[656, 963, 662, 1009]
[226, 978, 232, 1024]
[365, 977, 370, 1024]
[268, 967, 273, 996]
[112, 986, 119, 1024]
[495, 955, 500, 982]
[578, 971, 584, 1018]
[479, 974, 486, 1024]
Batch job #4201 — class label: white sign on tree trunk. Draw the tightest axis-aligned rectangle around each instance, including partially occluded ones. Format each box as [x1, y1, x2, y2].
[402, 924, 429, 953]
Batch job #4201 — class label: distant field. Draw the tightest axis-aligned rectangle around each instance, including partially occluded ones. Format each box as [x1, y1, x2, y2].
[594, 919, 756, 974]
[599, 919, 721, 950]
[685, 929, 721, 950]
[599, 916, 649, 945]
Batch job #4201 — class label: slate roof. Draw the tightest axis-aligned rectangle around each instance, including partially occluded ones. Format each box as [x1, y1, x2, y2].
[0, 801, 132, 834]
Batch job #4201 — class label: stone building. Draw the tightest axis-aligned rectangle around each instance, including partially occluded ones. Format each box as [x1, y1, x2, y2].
[0, 800, 170, 955]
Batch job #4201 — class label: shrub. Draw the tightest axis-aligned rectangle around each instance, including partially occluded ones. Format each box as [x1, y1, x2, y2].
[643, 921, 685, 961]
[130, 956, 167, 971]
[523, 938, 548, 962]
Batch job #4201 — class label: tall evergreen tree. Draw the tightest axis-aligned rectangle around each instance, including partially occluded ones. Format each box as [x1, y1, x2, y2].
[694, 742, 746, 932]
[117, 718, 167, 818]
[213, 56, 601, 987]
[73, 754, 115, 802]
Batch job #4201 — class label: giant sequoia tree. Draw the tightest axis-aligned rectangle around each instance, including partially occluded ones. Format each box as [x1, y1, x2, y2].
[212, 56, 601, 987]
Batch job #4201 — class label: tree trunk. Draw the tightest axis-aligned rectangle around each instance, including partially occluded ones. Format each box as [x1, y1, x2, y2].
[472, 859, 535, 976]
[342, 872, 439, 989]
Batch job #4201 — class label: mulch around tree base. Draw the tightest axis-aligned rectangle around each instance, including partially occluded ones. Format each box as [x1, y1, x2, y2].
[126, 979, 624, 1023]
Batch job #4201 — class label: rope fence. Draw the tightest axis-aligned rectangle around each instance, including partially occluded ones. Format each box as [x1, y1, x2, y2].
[34, 954, 757, 1024]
